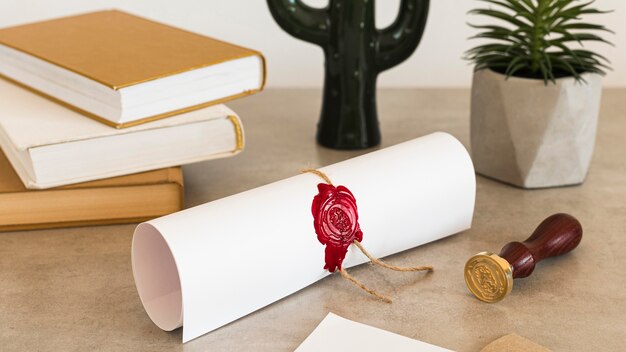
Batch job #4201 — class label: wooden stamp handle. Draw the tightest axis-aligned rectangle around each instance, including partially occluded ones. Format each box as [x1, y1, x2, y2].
[499, 213, 583, 278]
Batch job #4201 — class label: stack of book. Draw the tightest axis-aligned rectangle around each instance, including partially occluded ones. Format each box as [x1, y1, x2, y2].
[0, 10, 265, 231]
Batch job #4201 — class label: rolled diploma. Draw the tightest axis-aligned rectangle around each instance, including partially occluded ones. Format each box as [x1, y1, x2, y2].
[132, 132, 476, 342]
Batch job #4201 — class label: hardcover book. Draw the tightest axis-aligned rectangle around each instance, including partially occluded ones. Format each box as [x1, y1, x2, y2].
[0, 79, 244, 189]
[0, 150, 184, 232]
[0, 10, 265, 127]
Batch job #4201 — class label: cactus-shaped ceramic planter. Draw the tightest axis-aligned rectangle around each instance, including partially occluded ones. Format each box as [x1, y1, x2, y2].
[268, 0, 430, 149]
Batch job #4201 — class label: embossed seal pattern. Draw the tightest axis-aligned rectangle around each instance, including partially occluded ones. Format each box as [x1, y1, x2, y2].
[311, 183, 363, 272]
[464, 252, 513, 303]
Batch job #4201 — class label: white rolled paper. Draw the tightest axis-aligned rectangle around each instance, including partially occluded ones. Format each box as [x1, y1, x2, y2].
[131, 132, 476, 342]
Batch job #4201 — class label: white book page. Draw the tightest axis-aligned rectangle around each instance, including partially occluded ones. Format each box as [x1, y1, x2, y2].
[296, 313, 453, 352]
[0, 78, 235, 151]
[0, 44, 263, 124]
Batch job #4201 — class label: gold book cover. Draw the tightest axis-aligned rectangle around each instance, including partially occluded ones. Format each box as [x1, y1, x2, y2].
[0, 10, 266, 128]
[0, 150, 184, 231]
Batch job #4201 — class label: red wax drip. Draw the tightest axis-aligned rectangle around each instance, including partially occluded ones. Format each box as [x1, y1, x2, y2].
[311, 183, 363, 272]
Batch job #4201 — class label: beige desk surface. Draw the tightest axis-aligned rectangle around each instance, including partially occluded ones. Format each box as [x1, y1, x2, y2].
[1, 89, 625, 352]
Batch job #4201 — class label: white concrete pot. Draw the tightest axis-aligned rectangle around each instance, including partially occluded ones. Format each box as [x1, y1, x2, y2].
[470, 69, 602, 189]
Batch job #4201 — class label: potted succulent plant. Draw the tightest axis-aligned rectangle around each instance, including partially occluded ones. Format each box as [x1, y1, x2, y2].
[466, 0, 612, 188]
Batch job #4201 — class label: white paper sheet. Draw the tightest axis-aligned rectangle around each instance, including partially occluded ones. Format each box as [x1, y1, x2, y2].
[131, 132, 475, 342]
[296, 313, 453, 352]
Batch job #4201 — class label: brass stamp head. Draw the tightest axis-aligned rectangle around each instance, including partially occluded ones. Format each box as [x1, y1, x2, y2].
[464, 252, 513, 303]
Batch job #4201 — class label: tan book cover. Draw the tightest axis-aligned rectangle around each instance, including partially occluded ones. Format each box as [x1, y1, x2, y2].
[0, 10, 266, 127]
[0, 150, 184, 231]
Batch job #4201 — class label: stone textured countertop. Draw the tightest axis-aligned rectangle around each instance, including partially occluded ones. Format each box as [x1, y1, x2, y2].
[1, 89, 625, 351]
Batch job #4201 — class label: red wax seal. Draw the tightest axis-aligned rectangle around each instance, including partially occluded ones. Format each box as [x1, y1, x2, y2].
[311, 183, 363, 272]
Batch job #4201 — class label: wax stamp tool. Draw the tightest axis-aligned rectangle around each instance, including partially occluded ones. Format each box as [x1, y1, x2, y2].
[465, 213, 582, 303]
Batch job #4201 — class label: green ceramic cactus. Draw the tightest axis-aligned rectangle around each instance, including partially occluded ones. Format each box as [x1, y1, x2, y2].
[267, 0, 430, 149]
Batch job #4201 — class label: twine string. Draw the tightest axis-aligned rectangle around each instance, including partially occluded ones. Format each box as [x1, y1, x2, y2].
[302, 168, 334, 186]
[340, 268, 392, 303]
[352, 240, 433, 272]
[302, 168, 433, 302]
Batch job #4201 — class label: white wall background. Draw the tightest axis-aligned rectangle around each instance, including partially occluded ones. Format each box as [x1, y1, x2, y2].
[0, 0, 623, 87]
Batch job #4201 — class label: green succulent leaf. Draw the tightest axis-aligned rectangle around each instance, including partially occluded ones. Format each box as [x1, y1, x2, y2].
[465, 0, 612, 84]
